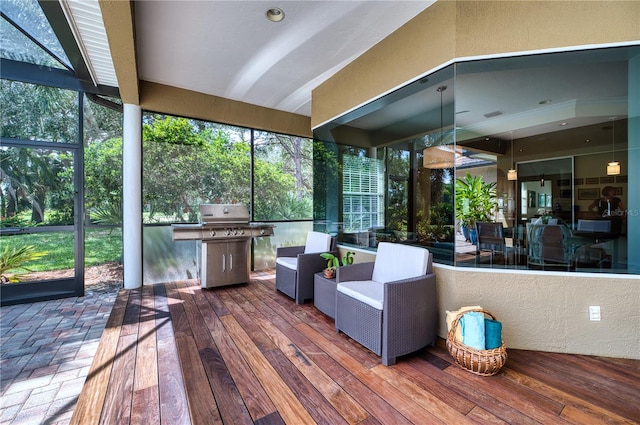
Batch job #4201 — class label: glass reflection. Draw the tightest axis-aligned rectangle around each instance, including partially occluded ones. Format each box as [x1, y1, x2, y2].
[313, 45, 639, 274]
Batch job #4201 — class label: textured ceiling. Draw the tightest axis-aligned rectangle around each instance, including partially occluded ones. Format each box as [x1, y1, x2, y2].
[134, 1, 434, 117]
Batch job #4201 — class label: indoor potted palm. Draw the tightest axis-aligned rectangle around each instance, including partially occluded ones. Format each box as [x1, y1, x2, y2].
[455, 172, 497, 244]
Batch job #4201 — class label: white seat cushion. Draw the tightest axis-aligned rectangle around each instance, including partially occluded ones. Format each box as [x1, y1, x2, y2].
[304, 231, 332, 253]
[337, 280, 384, 310]
[275, 257, 298, 270]
[371, 242, 429, 283]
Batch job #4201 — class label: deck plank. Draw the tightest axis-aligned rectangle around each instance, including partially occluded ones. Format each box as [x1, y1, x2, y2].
[237, 288, 370, 424]
[219, 314, 316, 424]
[69, 289, 129, 425]
[166, 283, 223, 425]
[154, 283, 191, 425]
[175, 280, 253, 425]
[73, 272, 640, 425]
[196, 289, 278, 421]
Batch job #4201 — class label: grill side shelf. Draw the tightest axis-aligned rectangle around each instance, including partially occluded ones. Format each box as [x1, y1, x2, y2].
[171, 225, 205, 241]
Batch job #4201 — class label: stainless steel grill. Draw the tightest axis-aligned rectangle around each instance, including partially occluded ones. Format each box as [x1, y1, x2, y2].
[172, 204, 274, 288]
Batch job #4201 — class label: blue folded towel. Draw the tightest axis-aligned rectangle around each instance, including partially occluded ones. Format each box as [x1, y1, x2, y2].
[484, 318, 503, 349]
[461, 312, 485, 350]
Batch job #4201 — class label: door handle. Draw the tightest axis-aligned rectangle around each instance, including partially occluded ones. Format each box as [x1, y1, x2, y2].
[229, 254, 233, 271]
[222, 254, 226, 272]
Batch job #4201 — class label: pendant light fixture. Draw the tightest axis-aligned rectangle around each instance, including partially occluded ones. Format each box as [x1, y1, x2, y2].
[607, 117, 621, 175]
[507, 131, 517, 181]
[423, 86, 459, 168]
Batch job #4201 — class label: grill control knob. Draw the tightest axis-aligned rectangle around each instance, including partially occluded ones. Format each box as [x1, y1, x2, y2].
[260, 229, 265, 235]
[225, 229, 231, 236]
[209, 230, 216, 237]
[240, 229, 245, 235]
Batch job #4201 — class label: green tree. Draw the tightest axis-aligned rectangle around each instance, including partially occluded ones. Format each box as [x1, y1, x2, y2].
[84, 137, 123, 220]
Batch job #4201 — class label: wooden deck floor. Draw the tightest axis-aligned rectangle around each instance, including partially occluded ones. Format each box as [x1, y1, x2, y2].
[71, 270, 640, 425]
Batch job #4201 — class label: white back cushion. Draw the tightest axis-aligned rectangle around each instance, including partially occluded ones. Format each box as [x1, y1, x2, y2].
[304, 231, 332, 253]
[371, 242, 429, 283]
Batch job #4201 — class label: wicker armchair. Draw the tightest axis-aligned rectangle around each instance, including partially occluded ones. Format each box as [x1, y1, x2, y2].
[275, 232, 335, 304]
[334, 242, 437, 366]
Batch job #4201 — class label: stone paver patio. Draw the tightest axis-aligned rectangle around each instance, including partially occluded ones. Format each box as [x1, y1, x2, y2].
[1, 282, 121, 425]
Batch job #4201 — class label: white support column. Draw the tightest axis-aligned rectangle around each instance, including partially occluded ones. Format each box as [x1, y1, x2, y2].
[123, 104, 142, 289]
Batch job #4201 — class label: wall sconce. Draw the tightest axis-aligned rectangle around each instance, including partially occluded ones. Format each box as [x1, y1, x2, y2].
[540, 174, 545, 187]
[507, 132, 517, 180]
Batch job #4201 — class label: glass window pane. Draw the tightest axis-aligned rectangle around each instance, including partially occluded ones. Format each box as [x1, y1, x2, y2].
[1, 146, 74, 226]
[341, 150, 384, 247]
[0, 17, 65, 68]
[142, 113, 250, 223]
[454, 46, 636, 273]
[0, 0, 70, 68]
[0, 146, 75, 285]
[253, 131, 313, 221]
[84, 94, 123, 225]
[1, 80, 79, 143]
[314, 46, 637, 274]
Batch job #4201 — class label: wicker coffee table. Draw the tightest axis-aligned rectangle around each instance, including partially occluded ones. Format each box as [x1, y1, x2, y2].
[314, 272, 337, 319]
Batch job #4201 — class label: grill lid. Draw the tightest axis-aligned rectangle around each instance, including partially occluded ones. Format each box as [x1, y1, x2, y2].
[200, 204, 249, 224]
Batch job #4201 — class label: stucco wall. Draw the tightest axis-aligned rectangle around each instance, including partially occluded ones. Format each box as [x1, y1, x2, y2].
[140, 81, 312, 138]
[435, 265, 640, 359]
[312, 0, 640, 128]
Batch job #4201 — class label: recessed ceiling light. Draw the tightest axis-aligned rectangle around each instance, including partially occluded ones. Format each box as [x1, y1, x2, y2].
[584, 139, 591, 143]
[483, 110, 503, 118]
[266, 7, 285, 22]
[539, 99, 552, 105]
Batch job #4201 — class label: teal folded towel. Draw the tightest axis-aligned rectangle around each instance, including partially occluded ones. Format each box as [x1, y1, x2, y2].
[484, 318, 503, 349]
[461, 312, 485, 350]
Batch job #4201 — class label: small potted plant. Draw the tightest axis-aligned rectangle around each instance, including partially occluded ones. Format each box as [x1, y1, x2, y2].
[320, 251, 355, 278]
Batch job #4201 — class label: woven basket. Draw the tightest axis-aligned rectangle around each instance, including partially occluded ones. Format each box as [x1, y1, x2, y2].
[446, 308, 507, 376]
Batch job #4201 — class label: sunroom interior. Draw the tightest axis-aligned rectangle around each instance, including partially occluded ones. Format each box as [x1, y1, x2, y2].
[1, 0, 639, 364]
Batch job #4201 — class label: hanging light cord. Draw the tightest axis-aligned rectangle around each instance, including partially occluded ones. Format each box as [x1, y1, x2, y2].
[611, 118, 615, 161]
[510, 132, 514, 168]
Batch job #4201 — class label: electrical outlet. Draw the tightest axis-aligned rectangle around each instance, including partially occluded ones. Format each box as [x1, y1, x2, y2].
[589, 306, 601, 321]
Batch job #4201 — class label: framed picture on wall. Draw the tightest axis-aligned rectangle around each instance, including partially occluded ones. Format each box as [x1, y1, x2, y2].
[557, 179, 571, 186]
[539, 193, 545, 208]
[578, 188, 599, 200]
[528, 191, 536, 207]
[574, 178, 584, 185]
[600, 176, 615, 184]
[616, 175, 628, 183]
[546, 194, 552, 207]
[585, 177, 599, 185]
[560, 189, 572, 198]
[614, 187, 623, 196]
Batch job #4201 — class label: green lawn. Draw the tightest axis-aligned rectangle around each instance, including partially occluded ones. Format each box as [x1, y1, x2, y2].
[1, 227, 122, 272]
